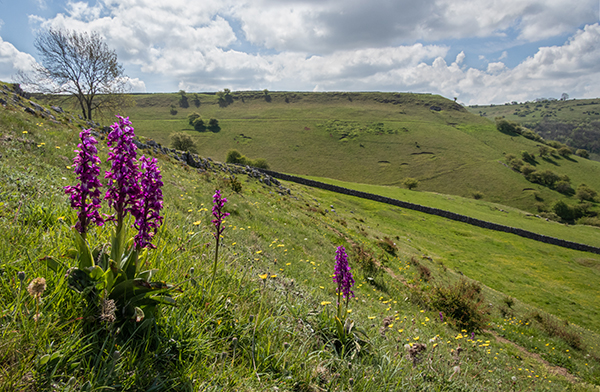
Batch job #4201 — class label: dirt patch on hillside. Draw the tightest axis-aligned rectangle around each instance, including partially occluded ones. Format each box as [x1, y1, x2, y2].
[488, 330, 577, 384]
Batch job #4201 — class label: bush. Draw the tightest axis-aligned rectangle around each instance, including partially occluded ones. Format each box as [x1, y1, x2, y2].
[403, 177, 419, 190]
[192, 117, 206, 132]
[188, 112, 201, 125]
[576, 184, 597, 202]
[428, 279, 489, 332]
[526, 169, 560, 187]
[552, 200, 588, 222]
[169, 105, 177, 115]
[496, 118, 520, 134]
[472, 191, 484, 200]
[208, 118, 220, 132]
[521, 150, 534, 162]
[555, 181, 574, 195]
[226, 149, 269, 169]
[509, 158, 524, 172]
[538, 145, 551, 157]
[576, 149, 589, 159]
[521, 164, 536, 176]
[178, 90, 189, 108]
[192, 93, 200, 108]
[251, 158, 269, 169]
[171, 132, 198, 154]
[226, 149, 246, 165]
[558, 146, 572, 157]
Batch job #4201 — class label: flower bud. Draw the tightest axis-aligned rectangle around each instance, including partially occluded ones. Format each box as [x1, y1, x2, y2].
[17, 271, 25, 282]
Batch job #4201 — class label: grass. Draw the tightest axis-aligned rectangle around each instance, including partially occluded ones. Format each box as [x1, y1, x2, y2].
[35, 91, 600, 215]
[3, 88, 600, 390]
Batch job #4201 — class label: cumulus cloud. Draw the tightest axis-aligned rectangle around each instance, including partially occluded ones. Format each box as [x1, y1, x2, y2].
[23, 0, 600, 103]
[0, 36, 38, 81]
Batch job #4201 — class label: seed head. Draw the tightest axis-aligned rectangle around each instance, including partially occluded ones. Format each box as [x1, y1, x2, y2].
[27, 277, 46, 298]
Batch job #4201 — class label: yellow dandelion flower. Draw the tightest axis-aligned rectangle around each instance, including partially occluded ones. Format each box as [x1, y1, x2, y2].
[368, 316, 376, 320]
[321, 301, 331, 306]
[259, 273, 268, 280]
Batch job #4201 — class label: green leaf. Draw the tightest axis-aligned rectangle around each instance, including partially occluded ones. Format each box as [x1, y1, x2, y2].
[137, 269, 158, 281]
[111, 224, 126, 267]
[39, 256, 66, 273]
[100, 268, 115, 293]
[85, 265, 104, 281]
[39, 354, 51, 365]
[73, 229, 93, 269]
[148, 294, 176, 306]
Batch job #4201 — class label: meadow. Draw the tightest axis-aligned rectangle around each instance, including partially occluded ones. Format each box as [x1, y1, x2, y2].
[2, 85, 600, 390]
[106, 91, 600, 216]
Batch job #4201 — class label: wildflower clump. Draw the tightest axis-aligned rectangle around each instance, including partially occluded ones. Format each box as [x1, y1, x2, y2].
[56, 116, 175, 329]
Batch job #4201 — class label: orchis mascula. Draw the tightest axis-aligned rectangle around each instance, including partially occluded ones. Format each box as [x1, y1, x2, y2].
[133, 156, 164, 250]
[64, 129, 104, 238]
[333, 246, 355, 319]
[105, 115, 141, 229]
[210, 189, 230, 292]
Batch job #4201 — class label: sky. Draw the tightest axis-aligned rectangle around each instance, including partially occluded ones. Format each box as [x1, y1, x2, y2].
[0, 0, 599, 104]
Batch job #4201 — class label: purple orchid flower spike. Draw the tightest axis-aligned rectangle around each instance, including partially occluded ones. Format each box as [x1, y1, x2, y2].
[64, 129, 104, 238]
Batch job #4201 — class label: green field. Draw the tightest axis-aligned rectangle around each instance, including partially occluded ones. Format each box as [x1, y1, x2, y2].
[4, 86, 600, 390]
[102, 91, 600, 216]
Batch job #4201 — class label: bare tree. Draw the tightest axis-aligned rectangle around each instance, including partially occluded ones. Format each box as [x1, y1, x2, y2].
[22, 28, 127, 121]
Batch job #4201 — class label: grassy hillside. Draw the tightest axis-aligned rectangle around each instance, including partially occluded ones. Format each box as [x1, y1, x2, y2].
[468, 98, 600, 160]
[79, 91, 600, 216]
[2, 86, 600, 390]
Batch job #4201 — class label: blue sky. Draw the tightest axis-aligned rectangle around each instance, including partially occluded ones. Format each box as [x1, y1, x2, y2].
[1, 0, 599, 104]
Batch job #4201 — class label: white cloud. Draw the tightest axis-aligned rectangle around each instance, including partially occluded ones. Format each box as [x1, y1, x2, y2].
[0, 36, 38, 81]
[23, 1, 600, 103]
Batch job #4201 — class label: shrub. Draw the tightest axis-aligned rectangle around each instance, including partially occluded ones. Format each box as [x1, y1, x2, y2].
[472, 191, 484, 200]
[521, 164, 536, 176]
[527, 169, 560, 187]
[496, 118, 520, 134]
[552, 200, 588, 222]
[208, 118, 220, 132]
[576, 149, 589, 158]
[576, 216, 600, 227]
[192, 93, 200, 108]
[188, 112, 201, 125]
[171, 132, 198, 154]
[538, 145, 551, 157]
[558, 146, 572, 157]
[428, 279, 489, 332]
[178, 90, 189, 108]
[192, 117, 206, 132]
[251, 158, 269, 169]
[520, 128, 543, 142]
[226, 149, 246, 165]
[555, 181, 574, 195]
[521, 150, 534, 162]
[169, 105, 177, 115]
[576, 184, 597, 202]
[403, 177, 419, 190]
[509, 158, 524, 172]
